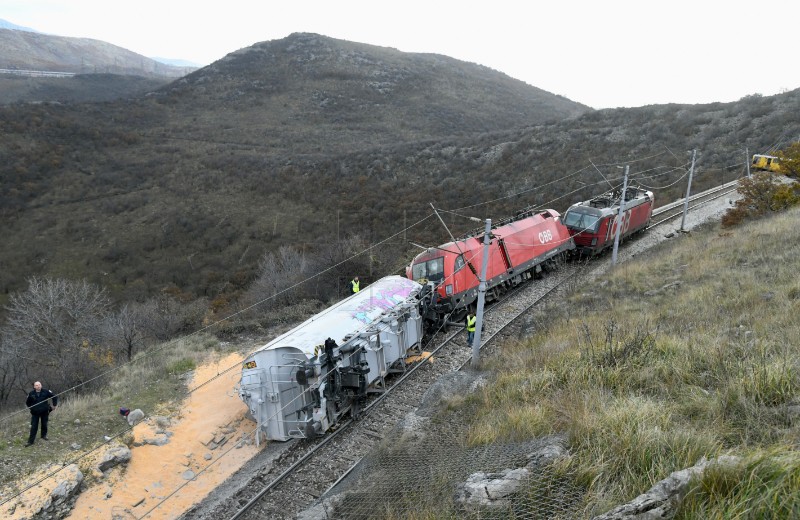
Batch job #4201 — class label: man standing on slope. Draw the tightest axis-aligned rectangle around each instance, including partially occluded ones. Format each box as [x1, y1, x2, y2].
[26, 381, 58, 446]
[350, 276, 360, 294]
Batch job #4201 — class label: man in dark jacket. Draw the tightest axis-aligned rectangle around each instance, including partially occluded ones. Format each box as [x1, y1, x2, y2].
[26, 381, 57, 446]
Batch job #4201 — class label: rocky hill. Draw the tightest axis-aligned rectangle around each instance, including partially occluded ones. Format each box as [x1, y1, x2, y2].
[0, 28, 194, 77]
[153, 32, 590, 152]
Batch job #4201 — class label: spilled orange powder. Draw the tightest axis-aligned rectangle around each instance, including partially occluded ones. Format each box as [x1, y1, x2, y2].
[63, 351, 263, 519]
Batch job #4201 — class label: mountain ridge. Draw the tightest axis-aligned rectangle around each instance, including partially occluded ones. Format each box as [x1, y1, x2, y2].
[155, 32, 590, 153]
[0, 27, 195, 78]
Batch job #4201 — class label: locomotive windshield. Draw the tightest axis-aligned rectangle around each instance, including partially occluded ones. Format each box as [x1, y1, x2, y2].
[563, 210, 601, 233]
[411, 256, 445, 282]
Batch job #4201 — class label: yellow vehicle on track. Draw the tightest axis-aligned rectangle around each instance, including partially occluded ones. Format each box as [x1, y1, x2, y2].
[751, 154, 784, 173]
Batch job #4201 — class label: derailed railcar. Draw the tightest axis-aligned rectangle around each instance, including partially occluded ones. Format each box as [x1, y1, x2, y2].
[239, 276, 424, 442]
[562, 186, 654, 256]
[406, 209, 574, 325]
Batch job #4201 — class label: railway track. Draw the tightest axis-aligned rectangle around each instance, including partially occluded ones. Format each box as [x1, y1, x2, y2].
[182, 181, 740, 520]
[650, 180, 738, 227]
[182, 261, 579, 520]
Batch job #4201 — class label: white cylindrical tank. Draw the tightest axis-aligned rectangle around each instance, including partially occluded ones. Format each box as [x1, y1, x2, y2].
[239, 275, 423, 441]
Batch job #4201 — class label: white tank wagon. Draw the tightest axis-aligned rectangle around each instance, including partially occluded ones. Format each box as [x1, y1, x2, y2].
[239, 276, 425, 442]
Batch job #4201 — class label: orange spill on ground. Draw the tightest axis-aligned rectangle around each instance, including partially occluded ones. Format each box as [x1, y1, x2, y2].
[4, 463, 71, 520]
[64, 351, 262, 519]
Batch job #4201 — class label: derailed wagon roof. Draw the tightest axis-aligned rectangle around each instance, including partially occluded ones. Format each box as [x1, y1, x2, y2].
[247, 276, 421, 359]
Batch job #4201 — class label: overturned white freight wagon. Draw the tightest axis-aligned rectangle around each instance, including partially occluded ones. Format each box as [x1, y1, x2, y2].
[239, 276, 424, 441]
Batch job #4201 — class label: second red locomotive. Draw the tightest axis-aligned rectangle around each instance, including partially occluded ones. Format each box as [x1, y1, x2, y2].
[406, 208, 575, 325]
[562, 186, 654, 256]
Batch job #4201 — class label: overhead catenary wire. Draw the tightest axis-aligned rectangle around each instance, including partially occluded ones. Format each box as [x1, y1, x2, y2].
[15, 147, 684, 518]
[0, 142, 748, 508]
[589, 159, 615, 190]
[447, 150, 676, 215]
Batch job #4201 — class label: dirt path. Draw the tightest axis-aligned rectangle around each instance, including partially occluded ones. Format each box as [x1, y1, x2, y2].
[65, 351, 263, 520]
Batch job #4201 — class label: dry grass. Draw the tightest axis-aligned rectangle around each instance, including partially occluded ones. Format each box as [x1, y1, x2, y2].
[454, 207, 800, 517]
[677, 448, 800, 518]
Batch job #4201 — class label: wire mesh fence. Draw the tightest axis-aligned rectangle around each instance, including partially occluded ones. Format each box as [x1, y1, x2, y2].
[301, 417, 588, 520]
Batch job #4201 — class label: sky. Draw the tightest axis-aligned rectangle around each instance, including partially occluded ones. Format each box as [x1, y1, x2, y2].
[3, 0, 799, 109]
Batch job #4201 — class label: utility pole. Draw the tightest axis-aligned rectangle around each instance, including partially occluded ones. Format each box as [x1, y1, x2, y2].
[472, 219, 492, 368]
[611, 166, 629, 266]
[745, 147, 751, 178]
[680, 149, 697, 232]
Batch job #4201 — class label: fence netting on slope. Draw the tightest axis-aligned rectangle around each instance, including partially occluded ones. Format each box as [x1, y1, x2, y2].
[298, 416, 588, 520]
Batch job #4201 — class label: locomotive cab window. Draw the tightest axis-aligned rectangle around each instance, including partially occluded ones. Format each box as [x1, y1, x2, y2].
[454, 255, 466, 273]
[412, 256, 445, 282]
[563, 211, 601, 233]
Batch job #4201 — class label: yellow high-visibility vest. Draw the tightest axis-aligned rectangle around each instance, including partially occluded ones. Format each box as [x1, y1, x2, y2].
[467, 315, 476, 332]
[351, 279, 360, 293]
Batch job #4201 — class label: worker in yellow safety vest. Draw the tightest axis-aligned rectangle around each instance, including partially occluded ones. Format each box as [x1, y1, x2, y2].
[466, 310, 476, 347]
[350, 276, 360, 294]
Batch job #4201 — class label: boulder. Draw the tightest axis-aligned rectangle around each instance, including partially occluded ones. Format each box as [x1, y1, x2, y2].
[455, 468, 530, 510]
[127, 408, 145, 426]
[142, 434, 170, 446]
[35, 464, 84, 518]
[97, 445, 132, 472]
[592, 456, 741, 520]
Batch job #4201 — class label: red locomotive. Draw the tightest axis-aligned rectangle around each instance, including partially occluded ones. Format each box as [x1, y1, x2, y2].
[562, 186, 654, 256]
[406, 208, 575, 324]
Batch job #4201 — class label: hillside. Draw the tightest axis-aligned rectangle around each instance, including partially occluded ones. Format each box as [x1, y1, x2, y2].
[0, 28, 194, 78]
[0, 27, 193, 104]
[0, 32, 799, 315]
[0, 74, 170, 104]
[0, 32, 589, 303]
[157, 33, 590, 149]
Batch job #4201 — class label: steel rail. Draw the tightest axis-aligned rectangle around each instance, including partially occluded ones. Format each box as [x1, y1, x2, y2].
[649, 186, 738, 228]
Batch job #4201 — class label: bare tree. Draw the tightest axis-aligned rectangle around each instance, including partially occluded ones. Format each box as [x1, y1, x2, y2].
[308, 233, 374, 299]
[136, 295, 206, 342]
[243, 245, 311, 310]
[103, 303, 145, 361]
[3, 277, 111, 390]
[0, 332, 26, 408]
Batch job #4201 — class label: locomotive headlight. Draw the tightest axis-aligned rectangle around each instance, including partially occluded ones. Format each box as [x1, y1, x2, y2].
[446, 284, 453, 295]
[591, 238, 597, 246]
